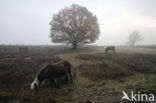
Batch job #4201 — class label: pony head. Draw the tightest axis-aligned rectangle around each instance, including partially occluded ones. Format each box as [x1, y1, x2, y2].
[30, 65, 48, 91]
[31, 76, 39, 91]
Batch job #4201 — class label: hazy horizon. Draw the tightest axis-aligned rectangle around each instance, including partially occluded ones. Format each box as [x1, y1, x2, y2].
[0, 0, 156, 46]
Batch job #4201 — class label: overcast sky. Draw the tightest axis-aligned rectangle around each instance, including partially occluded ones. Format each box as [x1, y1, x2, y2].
[0, 0, 156, 45]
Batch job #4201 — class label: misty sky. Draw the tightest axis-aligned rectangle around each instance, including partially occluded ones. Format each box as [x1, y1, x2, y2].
[0, 0, 156, 45]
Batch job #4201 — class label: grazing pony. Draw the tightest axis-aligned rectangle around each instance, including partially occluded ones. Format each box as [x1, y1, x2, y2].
[31, 61, 73, 91]
[19, 45, 28, 53]
[105, 46, 115, 55]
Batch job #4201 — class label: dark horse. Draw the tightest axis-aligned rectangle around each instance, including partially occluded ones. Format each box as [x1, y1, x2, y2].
[31, 61, 73, 91]
[105, 46, 115, 55]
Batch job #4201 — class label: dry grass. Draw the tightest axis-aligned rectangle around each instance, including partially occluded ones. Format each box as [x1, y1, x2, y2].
[0, 45, 156, 103]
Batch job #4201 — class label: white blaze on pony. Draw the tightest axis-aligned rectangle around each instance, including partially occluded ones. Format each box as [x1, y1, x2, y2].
[31, 64, 47, 90]
[105, 46, 115, 55]
[30, 61, 73, 91]
[31, 76, 39, 90]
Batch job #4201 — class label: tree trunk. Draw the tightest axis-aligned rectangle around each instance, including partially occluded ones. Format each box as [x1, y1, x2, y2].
[72, 43, 78, 49]
[131, 41, 135, 46]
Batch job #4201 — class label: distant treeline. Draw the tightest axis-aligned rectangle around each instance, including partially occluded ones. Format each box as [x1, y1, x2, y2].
[135, 45, 156, 49]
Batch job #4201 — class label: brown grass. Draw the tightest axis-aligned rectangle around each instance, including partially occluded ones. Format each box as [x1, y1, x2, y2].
[0, 45, 156, 103]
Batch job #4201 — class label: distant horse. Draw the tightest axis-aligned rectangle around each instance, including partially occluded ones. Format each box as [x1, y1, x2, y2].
[19, 45, 28, 53]
[105, 46, 115, 55]
[31, 61, 73, 91]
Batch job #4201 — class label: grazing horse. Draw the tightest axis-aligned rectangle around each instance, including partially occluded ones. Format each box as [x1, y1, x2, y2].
[105, 46, 115, 55]
[31, 61, 73, 91]
[19, 45, 28, 53]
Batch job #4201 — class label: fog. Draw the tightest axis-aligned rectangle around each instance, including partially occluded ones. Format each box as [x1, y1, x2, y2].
[0, 0, 156, 45]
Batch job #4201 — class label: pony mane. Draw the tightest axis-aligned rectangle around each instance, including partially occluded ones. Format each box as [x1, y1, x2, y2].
[36, 64, 49, 77]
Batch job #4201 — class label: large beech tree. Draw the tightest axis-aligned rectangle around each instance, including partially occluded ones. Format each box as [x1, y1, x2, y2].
[49, 4, 100, 49]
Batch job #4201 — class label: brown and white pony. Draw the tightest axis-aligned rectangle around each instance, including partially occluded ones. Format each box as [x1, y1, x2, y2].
[105, 46, 115, 55]
[19, 45, 28, 53]
[31, 61, 73, 91]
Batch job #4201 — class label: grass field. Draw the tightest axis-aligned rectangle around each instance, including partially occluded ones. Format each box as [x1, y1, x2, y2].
[0, 45, 156, 103]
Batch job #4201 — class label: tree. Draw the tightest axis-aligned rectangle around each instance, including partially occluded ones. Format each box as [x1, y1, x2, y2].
[127, 31, 144, 46]
[49, 4, 100, 49]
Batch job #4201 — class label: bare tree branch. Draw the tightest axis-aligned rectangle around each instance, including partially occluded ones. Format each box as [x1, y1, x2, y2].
[127, 30, 144, 46]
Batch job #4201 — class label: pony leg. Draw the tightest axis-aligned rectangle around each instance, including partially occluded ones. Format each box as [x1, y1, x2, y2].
[65, 73, 69, 82]
[68, 71, 73, 83]
[50, 78, 56, 87]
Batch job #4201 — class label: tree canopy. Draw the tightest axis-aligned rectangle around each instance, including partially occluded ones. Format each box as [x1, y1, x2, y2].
[49, 4, 100, 49]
